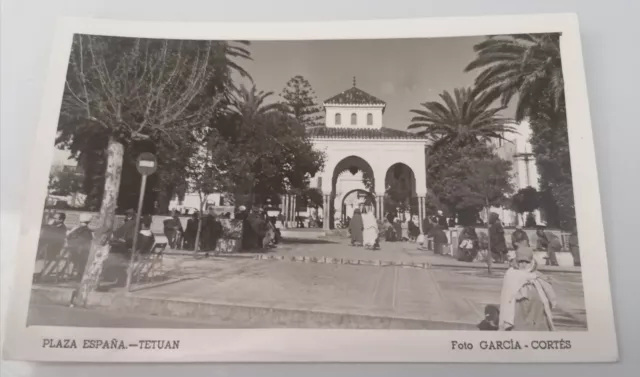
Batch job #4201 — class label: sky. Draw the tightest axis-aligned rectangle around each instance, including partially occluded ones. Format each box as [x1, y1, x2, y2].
[55, 35, 515, 166]
[235, 36, 515, 130]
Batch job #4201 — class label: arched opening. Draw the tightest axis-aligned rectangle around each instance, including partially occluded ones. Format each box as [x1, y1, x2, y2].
[350, 113, 357, 125]
[367, 113, 373, 126]
[341, 189, 376, 225]
[384, 163, 417, 222]
[335, 113, 341, 125]
[330, 155, 375, 229]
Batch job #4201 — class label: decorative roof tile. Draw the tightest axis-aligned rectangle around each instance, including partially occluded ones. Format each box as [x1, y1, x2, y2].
[308, 127, 426, 140]
[324, 87, 386, 106]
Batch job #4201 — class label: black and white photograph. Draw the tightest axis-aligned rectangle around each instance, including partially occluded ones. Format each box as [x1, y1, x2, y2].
[2, 15, 617, 363]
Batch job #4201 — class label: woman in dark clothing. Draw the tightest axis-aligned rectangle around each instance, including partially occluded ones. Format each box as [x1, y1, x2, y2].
[458, 226, 479, 262]
[488, 212, 507, 263]
[349, 208, 364, 246]
[183, 212, 199, 250]
[408, 217, 420, 241]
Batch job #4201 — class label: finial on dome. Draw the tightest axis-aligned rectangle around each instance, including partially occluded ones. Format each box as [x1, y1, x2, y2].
[353, 76, 356, 87]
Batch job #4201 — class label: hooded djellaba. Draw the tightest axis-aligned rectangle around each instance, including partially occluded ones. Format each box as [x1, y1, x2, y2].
[349, 208, 364, 246]
[499, 246, 557, 331]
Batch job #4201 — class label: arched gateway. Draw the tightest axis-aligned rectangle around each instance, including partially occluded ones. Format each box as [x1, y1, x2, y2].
[279, 81, 429, 231]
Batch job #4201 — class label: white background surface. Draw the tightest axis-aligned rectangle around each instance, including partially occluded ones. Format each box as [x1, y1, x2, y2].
[1, 0, 638, 375]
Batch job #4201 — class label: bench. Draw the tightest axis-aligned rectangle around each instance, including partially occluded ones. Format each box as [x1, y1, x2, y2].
[131, 242, 168, 284]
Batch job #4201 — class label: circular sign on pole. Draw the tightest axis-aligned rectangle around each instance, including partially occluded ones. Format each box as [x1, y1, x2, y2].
[136, 152, 158, 176]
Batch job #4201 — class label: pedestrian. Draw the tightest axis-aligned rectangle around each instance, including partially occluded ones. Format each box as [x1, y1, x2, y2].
[401, 215, 410, 241]
[568, 225, 580, 267]
[36, 212, 68, 281]
[477, 304, 500, 331]
[39, 212, 68, 262]
[113, 209, 137, 249]
[498, 246, 557, 331]
[488, 212, 508, 263]
[437, 210, 448, 230]
[183, 212, 199, 250]
[511, 224, 530, 250]
[244, 208, 267, 251]
[136, 215, 156, 255]
[349, 208, 364, 246]
[429, 217, 448, 255]
[408, 216, 420, 242]
[163, 210, 182, 249]
[457, 226, 479, 262]
[202, 207, 222, 253]
[394, 217, 403, 242]
[173, 210, 184, 249]
[263, 212, 277, 248]
[66, 213, 93, 280]
[536, 227, 561, 266]
[382, 217, 395, 242]
[362, 208, 379, 250]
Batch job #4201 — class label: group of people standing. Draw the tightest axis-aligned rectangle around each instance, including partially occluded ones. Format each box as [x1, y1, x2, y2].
[171, 208, 229, 252]
[381, 213, 421, 243]
[237, 206, 281, 250]
[456, 212, 581, 267]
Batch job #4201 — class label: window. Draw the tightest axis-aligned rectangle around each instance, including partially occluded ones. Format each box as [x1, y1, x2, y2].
[367, 113, 373, 125]
[335, 113, 341, 125]
[351, 113, 357, 125]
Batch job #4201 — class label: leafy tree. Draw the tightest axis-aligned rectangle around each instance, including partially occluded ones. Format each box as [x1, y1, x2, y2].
[296, 186, 323, 210]
[279, 75, 323, 128]
[427, 143, 513, 226]
[408, 87, 516, 145]
[459, 155, 514, 275]
[61, 36, 249, 307]
[185, 132, 234, 252]
[510, 186, 540, 225]
[466, 33, 574, 229]
[49, 168, 84, 197]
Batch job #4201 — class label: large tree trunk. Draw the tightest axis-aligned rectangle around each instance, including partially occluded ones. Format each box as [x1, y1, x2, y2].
[71, 137, 124, 307]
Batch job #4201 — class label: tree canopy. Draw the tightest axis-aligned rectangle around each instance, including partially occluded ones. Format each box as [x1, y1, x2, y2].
[427, 143, 513, 225]
[57, 36, 250, 214]
[279, 75, 323, 128]
[510, 186, 540, 215]
[466, 33, 575, 229]
[408, 86, 516, 146]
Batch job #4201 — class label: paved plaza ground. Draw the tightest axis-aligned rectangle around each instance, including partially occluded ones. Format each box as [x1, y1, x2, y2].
[29, 237, 587, 330]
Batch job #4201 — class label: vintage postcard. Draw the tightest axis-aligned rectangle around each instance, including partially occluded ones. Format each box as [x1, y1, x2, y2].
[2, 14, 617, 362]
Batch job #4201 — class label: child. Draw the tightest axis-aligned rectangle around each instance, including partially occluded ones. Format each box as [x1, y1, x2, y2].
[477, 304, 500, 331]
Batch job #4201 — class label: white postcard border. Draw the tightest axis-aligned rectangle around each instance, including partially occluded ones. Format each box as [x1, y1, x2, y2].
[2, 13, 618, 362]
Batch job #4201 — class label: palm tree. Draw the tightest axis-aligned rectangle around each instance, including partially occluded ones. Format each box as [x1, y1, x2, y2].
[230, 84, 281, 122]
[465, 33, 564, 121]
[408, 87, 516, 145]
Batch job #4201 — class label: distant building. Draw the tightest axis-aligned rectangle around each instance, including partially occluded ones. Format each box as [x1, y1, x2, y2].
[288, 79, 429, 230]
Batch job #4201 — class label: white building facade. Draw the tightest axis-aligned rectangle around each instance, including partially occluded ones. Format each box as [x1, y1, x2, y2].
[278, 82, 430, 230]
